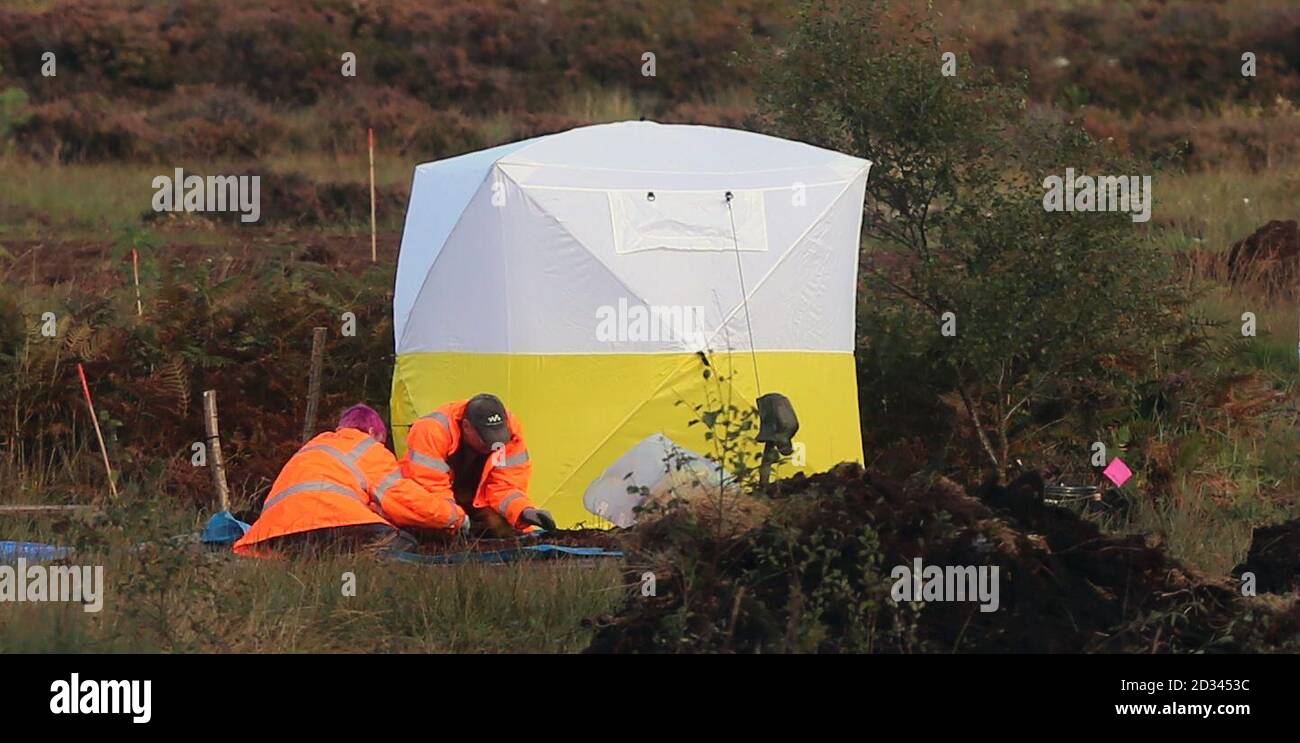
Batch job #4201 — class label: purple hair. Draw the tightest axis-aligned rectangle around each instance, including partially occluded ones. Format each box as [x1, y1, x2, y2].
[337, 403, 387, 444]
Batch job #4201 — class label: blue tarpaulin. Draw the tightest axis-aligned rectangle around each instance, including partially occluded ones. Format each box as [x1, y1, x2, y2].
[201, 511, 251, 544]
[0, 541, 72, 563]
[2, 512, 249, 564]
[385, 543, 623, 565]
[6, 514, 622, 565]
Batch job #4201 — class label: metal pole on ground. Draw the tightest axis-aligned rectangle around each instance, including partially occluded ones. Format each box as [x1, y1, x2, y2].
[203, 389, 231, 513]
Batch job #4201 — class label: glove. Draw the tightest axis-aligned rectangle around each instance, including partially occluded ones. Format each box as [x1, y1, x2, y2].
[519, 508, 556, 531]
[456, 511, 472, 539]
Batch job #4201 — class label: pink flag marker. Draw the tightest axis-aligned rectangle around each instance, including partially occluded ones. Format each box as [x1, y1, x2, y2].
[1103, 457, 1132, 488]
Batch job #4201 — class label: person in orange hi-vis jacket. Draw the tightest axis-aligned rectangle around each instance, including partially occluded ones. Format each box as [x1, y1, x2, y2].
[401, 393, 555, 537]
[233, 404, 469, 557]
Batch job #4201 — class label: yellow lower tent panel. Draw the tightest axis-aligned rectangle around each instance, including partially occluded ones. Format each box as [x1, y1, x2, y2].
[391, 351, 862, 528]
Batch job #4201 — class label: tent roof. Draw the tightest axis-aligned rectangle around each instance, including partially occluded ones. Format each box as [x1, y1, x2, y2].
[492, 121, 867, 186]
[394, 121, 871, 347]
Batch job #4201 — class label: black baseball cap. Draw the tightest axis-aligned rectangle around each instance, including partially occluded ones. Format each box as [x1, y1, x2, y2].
[465, 393, 511, 448]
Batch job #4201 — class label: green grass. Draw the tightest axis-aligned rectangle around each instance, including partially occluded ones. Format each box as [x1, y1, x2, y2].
[1152, 168, 1300, 254]
[1112, 438, 1299, 575]
[0, 454, 627, 653]
[1196, 291, 1299, 373]
[0, 158, 164, 232]
[556, 87, 643, 123]
[0, 151, 416, 238]
[0, 551, 626, 653]
[1058, 163, 1300, 574]
[263, 151, 414, 188]
[1103, 312, 1300, 575]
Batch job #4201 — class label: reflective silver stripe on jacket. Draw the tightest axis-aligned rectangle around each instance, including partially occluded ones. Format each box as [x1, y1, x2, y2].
[351, 438, 378, 459]
[409, 450, 451, 472]
[497, 491, 525, 518]
[300, 438, 375, 493]
[372, 469, 403, 507]
[264, 481, 363, 512]
[421, 410, 451, 433]
[497, 450, 529, 468]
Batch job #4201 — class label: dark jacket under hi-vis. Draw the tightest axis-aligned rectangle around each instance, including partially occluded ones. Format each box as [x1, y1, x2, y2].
[400, 399, 535, 529]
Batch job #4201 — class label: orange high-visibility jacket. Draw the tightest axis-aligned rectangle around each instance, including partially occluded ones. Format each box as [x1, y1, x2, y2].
[401, 399, 536, 529]
[233, 428, 467, 557]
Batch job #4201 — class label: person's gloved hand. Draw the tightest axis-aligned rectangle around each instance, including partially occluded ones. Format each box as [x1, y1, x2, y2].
[519, 508, 556, 531]
[457, 511, 472, 539]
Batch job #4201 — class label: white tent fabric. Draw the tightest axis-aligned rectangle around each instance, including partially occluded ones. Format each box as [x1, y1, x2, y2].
[393, 121, 871, 357]
[393, 138, 537, 345]
[392, 121, 871, 525]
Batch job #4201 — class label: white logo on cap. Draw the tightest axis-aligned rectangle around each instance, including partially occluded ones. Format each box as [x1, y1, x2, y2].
[486, 413, 502, 424]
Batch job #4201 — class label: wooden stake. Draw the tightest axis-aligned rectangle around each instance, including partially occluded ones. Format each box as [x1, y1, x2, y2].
[368, 127, 378, 263]
[203, 389, 231, 513]
[76, 363, 119, 500]
[131, 247, 143, 317]
[301, 327, 327, 444]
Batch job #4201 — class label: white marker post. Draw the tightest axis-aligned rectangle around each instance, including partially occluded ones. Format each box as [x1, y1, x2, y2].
[131, 248, 143, 317]
[368, 128, 378, 263]
[77, 363, 118, 500]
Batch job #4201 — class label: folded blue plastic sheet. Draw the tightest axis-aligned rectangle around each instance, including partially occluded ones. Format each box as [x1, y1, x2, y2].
[0, 541, 72, 563]
[201, 511, 251, 544]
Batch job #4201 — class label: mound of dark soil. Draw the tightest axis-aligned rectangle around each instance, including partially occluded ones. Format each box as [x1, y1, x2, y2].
[586, 464, 1299, 653]
[1226, 219, 1300, 286]
[1234, 518, 1300, 594]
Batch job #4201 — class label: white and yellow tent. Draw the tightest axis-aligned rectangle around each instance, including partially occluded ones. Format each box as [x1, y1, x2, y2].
[391, 121, 870, 527]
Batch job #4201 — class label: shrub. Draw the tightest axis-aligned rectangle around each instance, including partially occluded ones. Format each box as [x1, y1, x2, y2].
[0, 232, 397, 509]
[0, 63, 31, 148]
[16, 93, 153, 162]
[755, 1, 1191, 479]
[147, 86, 283, 160]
